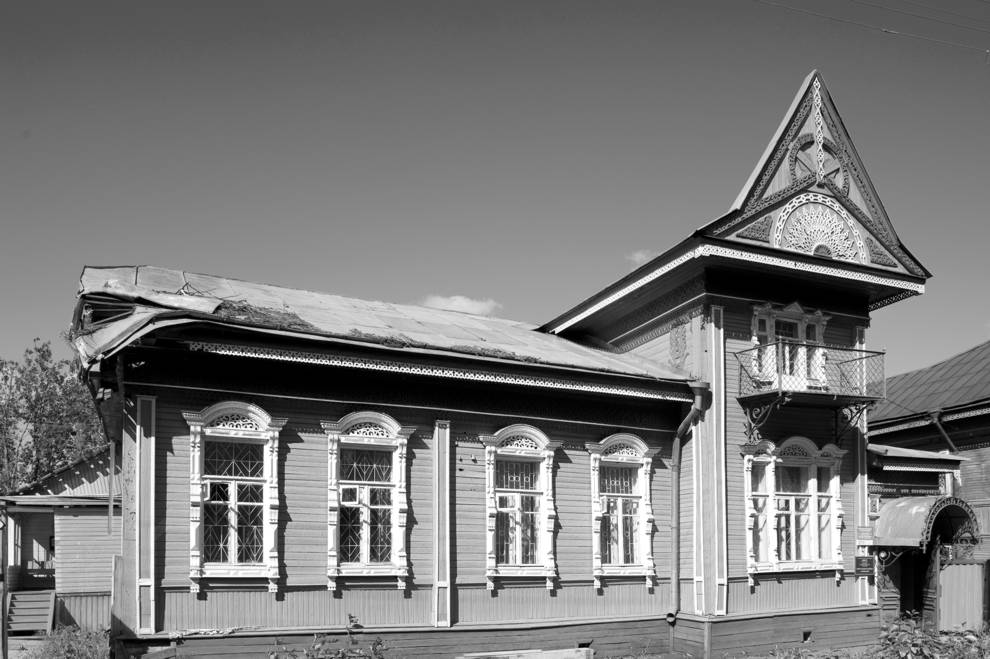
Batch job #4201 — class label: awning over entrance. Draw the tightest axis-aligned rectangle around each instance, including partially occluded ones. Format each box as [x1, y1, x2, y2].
[874, 496, 979, 548]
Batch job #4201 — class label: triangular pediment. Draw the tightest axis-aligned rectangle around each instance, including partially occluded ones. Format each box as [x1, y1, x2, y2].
[706, 72, 927, 277]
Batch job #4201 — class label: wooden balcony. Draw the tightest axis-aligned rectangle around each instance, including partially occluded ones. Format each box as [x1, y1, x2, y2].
[735, 340, 885, 407]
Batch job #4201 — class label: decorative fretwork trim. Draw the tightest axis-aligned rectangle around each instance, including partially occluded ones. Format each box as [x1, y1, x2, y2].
[866, 237, 898, 268]
[612, 306, 704, 354]
[869, 418, 933, 436]
[586, 433, 658, 589]
[736, 215, 775, 243]
[772, 193, 866, 264]
[187, 341, 690, 402]
[321, 411, 416, 591]
[549, 244, 923, 334]
[182, 401, 287, 594]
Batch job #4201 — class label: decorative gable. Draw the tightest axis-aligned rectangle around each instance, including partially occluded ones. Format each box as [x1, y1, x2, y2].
[708, 72, 925, 277]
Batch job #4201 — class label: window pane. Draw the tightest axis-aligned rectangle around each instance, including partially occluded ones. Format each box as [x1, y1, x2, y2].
[622, 503, 638, 564]
[369, 487, 392, 507]
[496, 460, 539, 490]
[751, 462, 767, 493]
[496, 510, 514, 563]
[341, 449, 392, 482]
[777, 466, 808, 493]
[237, 505, 264, 563]
[520, 504, 539, 565]
[204, 501, 229, 563]
[340, 507, 361, 563]
[600, 465, 638, 495]
[341, 487, 357, 504]
[601, 509, 616, 564]
[205, 441, 263, 478]
[208, 482, 229, 503]
[777, 514, 792, 561]
[795, 510, 810, 560]
[369, 508, 391, 563]
[818, 513, 832, 560]
[817, 467, 832, 493]
[775, 320, 798, 338]
[238, 483, 263, 504]
[752, 497, 768, 563]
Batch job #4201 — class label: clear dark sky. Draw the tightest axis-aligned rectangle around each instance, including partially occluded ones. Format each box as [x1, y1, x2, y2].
[2, 0, 988, 375]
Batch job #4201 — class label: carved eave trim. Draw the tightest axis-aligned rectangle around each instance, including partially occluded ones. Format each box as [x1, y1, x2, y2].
[187, 341, 691, 403]
[547, 242, 923, 335]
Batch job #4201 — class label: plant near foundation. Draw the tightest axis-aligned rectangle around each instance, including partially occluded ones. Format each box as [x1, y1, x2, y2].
[269, 615, 387, 659]
[872, 612, 990, 659]
[22, 625, 109, 659]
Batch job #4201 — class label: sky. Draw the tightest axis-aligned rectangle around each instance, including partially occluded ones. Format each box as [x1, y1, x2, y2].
[1, 0, 988, 376]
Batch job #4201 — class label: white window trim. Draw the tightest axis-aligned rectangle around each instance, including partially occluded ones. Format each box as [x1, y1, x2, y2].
[321, 411, 415, 591]
[480, 424, 561, 591]
[183, 401, 287, 593]
[742, 436, 846, 585]
[752, 303, 831, 390]
[587, 433, 658, 589]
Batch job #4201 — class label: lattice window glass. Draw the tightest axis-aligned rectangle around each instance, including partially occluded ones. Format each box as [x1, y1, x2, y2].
[600, 465, 640, 565]
[495, 459, 540, 565]
[205, 441, 263, 478]
[340, 449, 396, 565]
[202, 455, 264, 565]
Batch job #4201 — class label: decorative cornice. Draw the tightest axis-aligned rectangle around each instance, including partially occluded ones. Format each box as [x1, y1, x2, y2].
[187, 341, 692, 402]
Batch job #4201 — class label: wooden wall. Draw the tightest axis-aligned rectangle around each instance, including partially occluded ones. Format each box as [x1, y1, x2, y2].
[54, 508, 120, 594]
[59, 593, 112, 631]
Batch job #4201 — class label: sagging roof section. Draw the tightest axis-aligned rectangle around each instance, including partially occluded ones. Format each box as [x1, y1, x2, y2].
[73, 265, 690, 385]
[873, 496, 978, 548]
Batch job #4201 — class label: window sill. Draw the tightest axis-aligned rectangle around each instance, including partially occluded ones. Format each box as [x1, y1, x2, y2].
[337, 564, 406, 577]
[748, 562, 844, 585]
[594, 566, 655, 588]
[486, 565, 556, 590]
[202, 563, 268, 579]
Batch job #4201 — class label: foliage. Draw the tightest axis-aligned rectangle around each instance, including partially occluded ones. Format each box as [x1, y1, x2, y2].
[270, 615, 387, 658]
[22, 625, 109, 659]
[871, 612, 990, 659]
[0, 339, 105, 492]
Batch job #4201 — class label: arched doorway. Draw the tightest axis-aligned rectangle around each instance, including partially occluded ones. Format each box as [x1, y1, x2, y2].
[874, 496, 981, 631]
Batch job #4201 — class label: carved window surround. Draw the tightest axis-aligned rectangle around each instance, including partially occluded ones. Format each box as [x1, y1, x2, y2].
[321, 411, 415, 591]
[742, 437, 846, 585]
[480, 424, 561, 591]
[183, 401, 287, 593]
[587, 433, 659, 589]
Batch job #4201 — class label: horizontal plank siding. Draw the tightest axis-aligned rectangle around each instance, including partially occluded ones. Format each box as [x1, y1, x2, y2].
[54, 509, 120, 593]
[710, 607, 881, 654]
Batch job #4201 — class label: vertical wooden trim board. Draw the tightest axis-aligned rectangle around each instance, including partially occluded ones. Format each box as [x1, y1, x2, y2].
[432, 420, 451, 627]
[712, 306, 728, 614]
[136, 396, 156, 633]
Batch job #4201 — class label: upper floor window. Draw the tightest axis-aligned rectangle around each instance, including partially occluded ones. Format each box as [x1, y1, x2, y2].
[480, 425, 561, 590]
[183, 401, 287, 593]
[752, 303, 830, 389]
[742, 437, 846, 584]
[322, 412, 415, 591]
[587, 434, 658, 589]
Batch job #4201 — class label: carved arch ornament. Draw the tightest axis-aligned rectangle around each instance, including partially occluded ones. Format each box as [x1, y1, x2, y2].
[586, 433, 659, 589]
[183, 401, 288, 593]
[479, 424, 562, 590]
[321, 411, 416, 591]
[772, 194, 866, 264]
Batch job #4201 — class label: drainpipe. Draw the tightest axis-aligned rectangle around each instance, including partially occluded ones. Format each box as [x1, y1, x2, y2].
[928, 410, 958, 453]
[668, 381, 710, 624]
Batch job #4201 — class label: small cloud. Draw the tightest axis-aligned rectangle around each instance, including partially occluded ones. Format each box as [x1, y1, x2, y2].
[421, 294, 502, 316]
[626, 249, 660, 268]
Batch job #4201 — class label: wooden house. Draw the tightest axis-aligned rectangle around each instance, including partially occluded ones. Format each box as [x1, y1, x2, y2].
[66, 72, 948, 658]
[867, 342, 990, 632]
[1, 448, 121, 636]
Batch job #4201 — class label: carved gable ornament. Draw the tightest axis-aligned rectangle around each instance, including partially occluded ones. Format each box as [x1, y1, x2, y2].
[704, 71, 926, 278]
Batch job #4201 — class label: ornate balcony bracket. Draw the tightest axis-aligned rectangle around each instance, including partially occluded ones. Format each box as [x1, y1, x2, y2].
[742, 393, 792, 444]
[834, 401, 874, 447]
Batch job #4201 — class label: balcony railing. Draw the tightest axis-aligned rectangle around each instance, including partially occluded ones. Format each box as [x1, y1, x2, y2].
[736, 340, 885, 401]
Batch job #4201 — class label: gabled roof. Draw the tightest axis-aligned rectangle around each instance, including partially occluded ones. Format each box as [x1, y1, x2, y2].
[15, 445, 117, 497]
[74, 266, 690, 385]
[872, 341, 990, 423]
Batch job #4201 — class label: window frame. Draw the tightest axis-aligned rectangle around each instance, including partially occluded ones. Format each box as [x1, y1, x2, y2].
[183, 401, 287, 593]
[751, 303, 831, 390]
[742, 436, 846, 585]
[480, 424, 561, 591]
[587, 433, 658, 589]
[321, 411, 415, 591]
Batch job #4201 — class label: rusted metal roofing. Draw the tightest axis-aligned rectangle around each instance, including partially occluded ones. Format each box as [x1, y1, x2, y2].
[17, 446, 117, 497]
[872, 341, 990, 423]
[873, 496, 978, 548]
[73, 266, 690, 384]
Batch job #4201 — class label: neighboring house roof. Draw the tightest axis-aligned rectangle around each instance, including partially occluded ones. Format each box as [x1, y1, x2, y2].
[73, 265, 690, 385]
[16, 445, 118, 498]
[871, 341, 990, 424]
[867, 444, 968, 463]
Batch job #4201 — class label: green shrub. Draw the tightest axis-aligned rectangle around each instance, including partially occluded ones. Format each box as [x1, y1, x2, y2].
[270, 615, 387, 659]
[23, 625, 109, 659]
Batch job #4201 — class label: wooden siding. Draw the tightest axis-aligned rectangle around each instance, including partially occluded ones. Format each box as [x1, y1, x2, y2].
[726, 575, 859, 612]
[709, 606, 881, 655]
[150, 616, 671, 658]
[54, 509, 121, 594]
[58, 592, 111, 631]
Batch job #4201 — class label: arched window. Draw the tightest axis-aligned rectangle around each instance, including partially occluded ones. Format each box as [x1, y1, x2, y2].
[480, 425, 561, 590]
[321, 411, 415, 591]
[587, 433, 658, 589]
[742, 437, 846, 584]
[183, 401, 287, 593]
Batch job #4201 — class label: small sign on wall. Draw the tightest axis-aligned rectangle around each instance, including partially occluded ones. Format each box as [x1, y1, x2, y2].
[856, 525, 874, 545]
[855, 555, 875, 577]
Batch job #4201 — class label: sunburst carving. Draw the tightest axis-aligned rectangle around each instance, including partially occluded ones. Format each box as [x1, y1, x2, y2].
[773, 194, 865, 264]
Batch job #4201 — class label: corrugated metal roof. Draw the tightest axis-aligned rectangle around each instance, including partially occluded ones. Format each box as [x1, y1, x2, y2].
[867, 444, 968, 462]
[873, 496, 977, 548]
[872, 341, 990, 422]
[74, 266, 690, 383]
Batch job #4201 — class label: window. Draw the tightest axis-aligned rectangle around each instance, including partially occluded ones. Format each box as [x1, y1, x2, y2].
[743, 437, 846, 584]
[480, 425, 561, 590]
[183, 401, 287, 593]
[322, 412, 415, 591]
[587, 434, 658, 588]
[751, 303, 830, 390]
